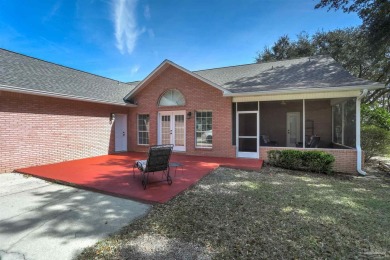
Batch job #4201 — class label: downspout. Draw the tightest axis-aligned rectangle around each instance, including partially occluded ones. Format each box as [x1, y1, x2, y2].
[356, 89, 368, 176]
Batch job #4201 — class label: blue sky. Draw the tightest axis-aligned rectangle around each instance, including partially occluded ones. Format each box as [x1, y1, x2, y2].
[0, 0, 361, 82]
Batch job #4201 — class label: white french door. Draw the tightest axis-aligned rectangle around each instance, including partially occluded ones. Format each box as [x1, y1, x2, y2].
[158, 111, 186, 152]
[236, 111, 259, 158]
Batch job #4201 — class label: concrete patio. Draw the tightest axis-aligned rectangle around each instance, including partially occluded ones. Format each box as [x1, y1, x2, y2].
[0, 173, 150, 260]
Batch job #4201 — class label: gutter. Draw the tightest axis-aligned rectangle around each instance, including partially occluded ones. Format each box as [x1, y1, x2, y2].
[0, 84, 136, 107]
[356, 89, 368, 176]
[222, 84, 384, 97]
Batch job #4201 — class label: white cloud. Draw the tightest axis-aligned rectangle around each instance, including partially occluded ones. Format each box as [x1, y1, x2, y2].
[144, 5, 151, 20]
[130, 65, 140, 75]
[113, 0, 142, 55]
[43, 0, 62, 23]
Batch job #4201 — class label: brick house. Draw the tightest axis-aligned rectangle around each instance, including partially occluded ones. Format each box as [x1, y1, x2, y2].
[0, 49, 384, 174]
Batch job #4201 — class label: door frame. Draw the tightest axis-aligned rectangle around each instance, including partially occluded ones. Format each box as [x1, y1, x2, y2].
[114, 114, 128, 152]
[286, 112, 301, 147]
[236, 110, 259, 158]
[157, 110, 186, 152]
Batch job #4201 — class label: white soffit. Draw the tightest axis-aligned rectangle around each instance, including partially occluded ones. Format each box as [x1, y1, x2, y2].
[232, 90, 361, 102]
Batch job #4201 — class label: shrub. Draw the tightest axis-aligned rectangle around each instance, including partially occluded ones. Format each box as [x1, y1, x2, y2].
[361, 125, 390, 161]
[302, 151, 335, 174]
[267, 149, 335, 174]
[268, 150, 281, 166]
[278, 150, 303, 170]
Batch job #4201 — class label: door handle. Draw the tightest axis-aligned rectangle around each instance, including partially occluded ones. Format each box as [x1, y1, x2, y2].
[123, 131, 125, 136]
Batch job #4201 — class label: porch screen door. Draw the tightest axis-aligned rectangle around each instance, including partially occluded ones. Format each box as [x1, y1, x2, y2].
[158, 111, 186, 151]
[237, 111, 259, 158]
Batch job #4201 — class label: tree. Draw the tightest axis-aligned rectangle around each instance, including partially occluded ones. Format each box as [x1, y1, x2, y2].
[314, 0, 390, 53]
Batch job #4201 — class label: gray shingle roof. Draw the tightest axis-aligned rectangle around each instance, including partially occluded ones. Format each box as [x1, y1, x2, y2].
[0, 48, 136, 105]
[1, 49, 383, 105]
[194, 56, 383, 93]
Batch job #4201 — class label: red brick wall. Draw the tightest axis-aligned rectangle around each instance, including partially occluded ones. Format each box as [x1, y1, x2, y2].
[128, 65, 236, 158]
[260, 146, 358, 174]
[0, 91, 129, 173]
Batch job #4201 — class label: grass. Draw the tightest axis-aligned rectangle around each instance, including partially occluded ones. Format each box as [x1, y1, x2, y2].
[78, 167, 390, 259]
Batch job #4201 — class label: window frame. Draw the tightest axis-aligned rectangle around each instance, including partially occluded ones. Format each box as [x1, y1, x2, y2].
[158, 89, 186, 107]
[331, 98, 356, 148]
[137, 114, 150, 145]
[195, 111, 213, 149]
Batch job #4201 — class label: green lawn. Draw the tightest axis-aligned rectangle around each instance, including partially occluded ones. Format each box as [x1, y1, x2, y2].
[78, 167, 390, 259]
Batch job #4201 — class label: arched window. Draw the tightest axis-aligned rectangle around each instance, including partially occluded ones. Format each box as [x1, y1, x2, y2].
[158, 89, 185, 106]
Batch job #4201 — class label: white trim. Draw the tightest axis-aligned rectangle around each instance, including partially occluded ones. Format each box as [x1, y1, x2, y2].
[114, 114, 128, 152]
[137, 114, 150, 145]
[0, 84, 135, 107]
[332, 106, 334, 143]
[286, 112, 301, 147]
[341, 102, 345, 144]
[303, 99, 306, 148]
[356, 89, 368, 176]
[124, 60, 231, 100]
[194, 110, 213, 149]
[236, 110, 259, 158]
[225, 84, 384, 98]
[232, 90, 362, 102]
[158, 110, 186, 152]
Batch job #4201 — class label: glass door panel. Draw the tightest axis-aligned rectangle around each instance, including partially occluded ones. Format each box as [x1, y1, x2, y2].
[237, 112, 258, 158]
[158, 111, 186, 151]
[161, 115, 171, 145]
[174, 115, 185, 146]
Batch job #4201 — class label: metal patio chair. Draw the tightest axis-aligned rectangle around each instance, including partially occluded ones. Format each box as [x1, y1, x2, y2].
[133, 144, 174, 190]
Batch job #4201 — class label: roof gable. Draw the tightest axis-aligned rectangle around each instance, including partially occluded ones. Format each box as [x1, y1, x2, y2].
[123, 60, 230, 100]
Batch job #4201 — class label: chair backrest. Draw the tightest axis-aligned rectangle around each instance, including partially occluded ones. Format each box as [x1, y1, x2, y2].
[145, 144, 174, 172]
[260, 135, 269, 145]
[309, 136, 320, 148]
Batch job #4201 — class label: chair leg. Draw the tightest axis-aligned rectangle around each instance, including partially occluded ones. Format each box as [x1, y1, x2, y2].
[166, 168, 172, 185]
[142, 171, 148, 190]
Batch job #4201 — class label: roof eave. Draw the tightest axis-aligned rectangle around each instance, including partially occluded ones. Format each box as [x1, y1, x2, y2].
[0, 84, 136, 107]
[124, 60, 230, 100]
[222, 84, 385, 97]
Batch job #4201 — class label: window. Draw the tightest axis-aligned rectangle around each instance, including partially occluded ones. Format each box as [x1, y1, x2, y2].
[138, 114, 149, 145]
[195, 111, 212, 148]
[332, 98, 356, 147]
[159, 89, 185, 106]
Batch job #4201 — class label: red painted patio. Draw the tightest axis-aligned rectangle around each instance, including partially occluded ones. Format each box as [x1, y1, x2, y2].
[16, 153, 263, 203]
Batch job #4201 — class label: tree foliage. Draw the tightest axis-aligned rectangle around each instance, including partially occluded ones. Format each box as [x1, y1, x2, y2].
[362, 103, 390, 130]
[314, 0, 390, 53]
[361, 125, 390, 161]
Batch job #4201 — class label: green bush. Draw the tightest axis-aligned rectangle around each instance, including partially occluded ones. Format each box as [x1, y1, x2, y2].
[268, 150, 281, 166]
[278, 150, 303, 170]
[302, 151, 335, 174]
[267, 149, 335, 174]
[361, 125, 390, 161]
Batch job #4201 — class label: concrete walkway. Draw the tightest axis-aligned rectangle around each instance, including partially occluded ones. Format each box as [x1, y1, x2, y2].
[0, 173, 151, 260]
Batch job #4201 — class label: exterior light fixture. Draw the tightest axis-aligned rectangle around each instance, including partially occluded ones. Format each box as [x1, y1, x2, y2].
[110, 113, 116, 123]
[187, 111, 192, 119]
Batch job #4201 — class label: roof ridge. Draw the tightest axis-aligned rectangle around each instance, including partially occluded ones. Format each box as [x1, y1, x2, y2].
[193, 55, 327, 73]
[0, 48, 129, 85]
